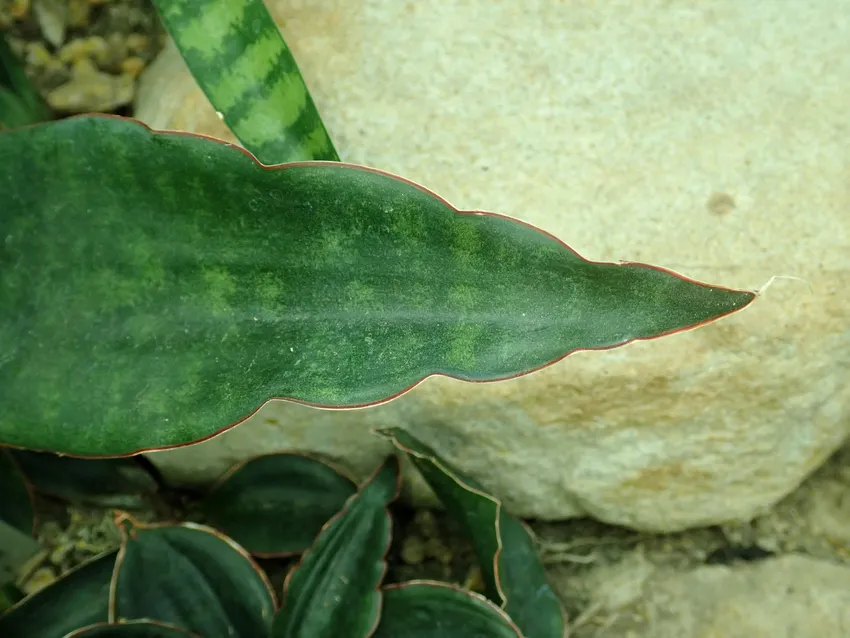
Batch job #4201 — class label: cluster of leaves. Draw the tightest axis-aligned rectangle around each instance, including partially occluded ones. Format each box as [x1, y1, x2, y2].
[0, 0, 755, 636]
[0, 429, 565, 637]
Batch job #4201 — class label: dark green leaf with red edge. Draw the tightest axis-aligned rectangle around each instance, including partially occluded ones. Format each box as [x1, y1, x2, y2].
[0, 550, 116, 638]
[110, 516, 275, 638]
[196, 453, 357, 556]
[0, 115, 755, 457]
[151, 0, 338, 163]
[8, 450, 158, 508]
[66, 620, 199, 637]
[378, 428, 567, 638]
[272, 455, 400, 638]
[373, 581, 523, 638]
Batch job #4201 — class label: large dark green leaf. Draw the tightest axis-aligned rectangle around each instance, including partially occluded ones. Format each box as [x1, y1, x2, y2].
[197, 453, 357, 556]
[67, 620, 199, 637]
[0, 551, 116, 638]
[0, 115, 755, 456]
[378, 428, 567, 638]
[8, 450, 158, 507]
[151, 0, 338, 163]
[373, 581, 522, 638]
[111, 517, 276, 638]
[272, 455, 400, 638]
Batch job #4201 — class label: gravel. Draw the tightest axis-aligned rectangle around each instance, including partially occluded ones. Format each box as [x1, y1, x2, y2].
[1, 0, 164, 115]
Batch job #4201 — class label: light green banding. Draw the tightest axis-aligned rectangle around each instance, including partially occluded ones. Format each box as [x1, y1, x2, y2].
[153, 0, 338, 163]
[0, 116, 755, 456]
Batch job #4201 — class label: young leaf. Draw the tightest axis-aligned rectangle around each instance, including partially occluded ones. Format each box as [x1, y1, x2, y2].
[272, 455, 400, 638]
[373, 581, 523, 638]
[0, 115, 755, 456]
[0, 551, 116, 638]
[378, 428, 567, 638]
[151, 0, 338, 163]
[110, 516, 276, 638]
[197, 453, 357, 556]
[67, 620, 199, 637]
[8, 450, 158, 507]
[0, 34, 52, 129]
[0, 450, 33, 536]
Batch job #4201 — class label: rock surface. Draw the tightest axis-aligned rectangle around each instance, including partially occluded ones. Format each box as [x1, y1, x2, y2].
[135, 0, 850, 532]
[595, 555, 850, 637]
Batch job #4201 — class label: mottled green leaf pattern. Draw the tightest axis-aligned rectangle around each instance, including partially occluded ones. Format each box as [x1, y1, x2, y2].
[0, 116, 755, 456]
[151, 0, 338, 163]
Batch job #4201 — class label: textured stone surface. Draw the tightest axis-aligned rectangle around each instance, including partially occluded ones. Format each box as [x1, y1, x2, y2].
[135, 0, 850, 531]
[593, 555, 850, 637]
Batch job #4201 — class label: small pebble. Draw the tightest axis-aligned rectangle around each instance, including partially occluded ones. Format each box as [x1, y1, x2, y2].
[413, 509, 439, 539]
[25, 41, 53, 67]
[47, 60, 134, 112]
[126, 32, 149, 55]
[21, 566, 57, 595]
[32, 0, 67, 48]
[49, 540, 75, 566]
[96, 31, 128, 72]
[57, 38, 89, 64]
[401, 535, 427, 565]
[67, 0, 89, 28]
[120, 55, 145, 78]
[425, 536, 454, 565]
[9, 0, 30, 20]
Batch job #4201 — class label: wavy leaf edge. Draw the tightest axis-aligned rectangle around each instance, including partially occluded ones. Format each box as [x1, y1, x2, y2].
[198, 451, 359, 558]
[107, 512, 278, 624]
[277, 454, 401, 636]
[380, 579, 525, 637]
[1, 113, 758, 458]
[376, 429, 569, 636]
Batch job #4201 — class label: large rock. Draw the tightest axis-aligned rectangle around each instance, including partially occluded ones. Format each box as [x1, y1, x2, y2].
[586, 555, 850, 637]
[135, 1, 850, 532]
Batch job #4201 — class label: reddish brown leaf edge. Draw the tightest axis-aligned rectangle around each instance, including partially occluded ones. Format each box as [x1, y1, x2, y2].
[0, 113, 759, 460]
[378, 580, 525, 637]
[107, 512, 278, 620]
[199, 451, 358, 559]
[279, 454, 402, 634]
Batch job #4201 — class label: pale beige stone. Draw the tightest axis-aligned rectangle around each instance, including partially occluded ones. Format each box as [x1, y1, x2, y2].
[593, 555, 850, 638]
[136, 0, 850, 531]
